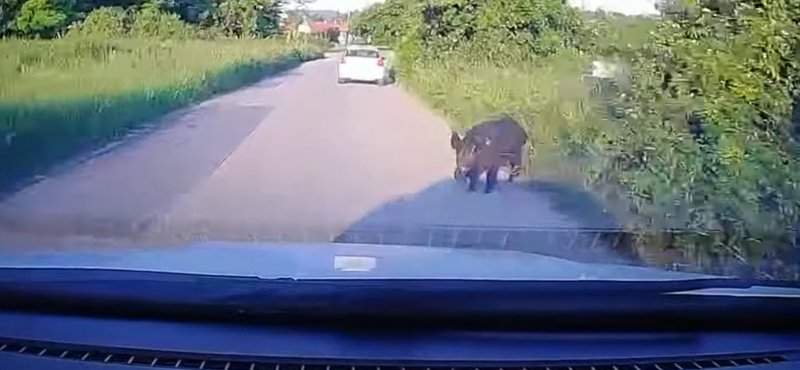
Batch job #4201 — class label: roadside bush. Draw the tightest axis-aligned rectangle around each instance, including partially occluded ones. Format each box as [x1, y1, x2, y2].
[608, 0, 800, 278]
[130, 1, 196, 39]
[67, 6, 131, 38]
[211, 0, 282, 38]
[66, 3, 197, 39]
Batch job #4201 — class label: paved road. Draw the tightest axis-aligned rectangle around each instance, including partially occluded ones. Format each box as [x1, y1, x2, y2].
[0, 57, 629, 263]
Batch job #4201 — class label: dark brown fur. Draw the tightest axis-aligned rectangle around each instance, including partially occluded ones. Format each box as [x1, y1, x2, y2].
[450, 115, 529, 193]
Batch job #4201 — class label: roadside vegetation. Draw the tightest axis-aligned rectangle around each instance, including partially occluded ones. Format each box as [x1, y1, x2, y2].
[352, 0, 800, 279]
[0, 0, 325, 189]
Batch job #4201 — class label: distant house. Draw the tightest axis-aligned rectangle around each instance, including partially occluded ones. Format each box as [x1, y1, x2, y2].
[282, 15, 350, 43]
[307, 19, 350, 43]
[310, 19, 348, 35]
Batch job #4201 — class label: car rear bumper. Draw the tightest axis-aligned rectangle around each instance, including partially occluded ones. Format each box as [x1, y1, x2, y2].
[339, 77, 384, 83]
[338, 69, 386, 83]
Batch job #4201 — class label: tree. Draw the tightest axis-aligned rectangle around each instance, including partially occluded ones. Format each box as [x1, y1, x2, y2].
[287, 0, 312, 18]
[130, 0, 193, 38]
[1, 0, 24, 36]
[69, 5, 130, 37]
[161, 0, 216, 24]
[605, 0, 800, 276]
[323, 25, 337, 42]
[14, 0, 76, 37]
[281, 8, 302, 25]
[212, 0, 281, 37]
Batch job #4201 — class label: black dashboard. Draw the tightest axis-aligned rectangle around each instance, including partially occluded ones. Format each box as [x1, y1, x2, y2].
[0, 310, 798, 370]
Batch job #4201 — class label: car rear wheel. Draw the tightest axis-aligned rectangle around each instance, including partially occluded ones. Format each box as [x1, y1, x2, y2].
[377, 78, 386, 86]
[338, 78, 346, 84]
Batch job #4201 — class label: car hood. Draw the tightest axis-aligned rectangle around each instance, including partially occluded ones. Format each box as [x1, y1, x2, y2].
[0, 241, 718, 281]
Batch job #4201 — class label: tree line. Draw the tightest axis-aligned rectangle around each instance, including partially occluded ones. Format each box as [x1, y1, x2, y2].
[0, 0, 320, 39]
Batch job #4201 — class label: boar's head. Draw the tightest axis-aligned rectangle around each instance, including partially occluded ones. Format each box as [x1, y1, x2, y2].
[450, 130, 479, 181]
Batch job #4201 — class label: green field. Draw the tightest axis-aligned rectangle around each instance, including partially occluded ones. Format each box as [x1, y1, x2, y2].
[0, 38, 323, 189]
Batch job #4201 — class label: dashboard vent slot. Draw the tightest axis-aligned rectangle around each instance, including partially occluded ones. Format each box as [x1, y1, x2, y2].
[0, 339, 789, 370]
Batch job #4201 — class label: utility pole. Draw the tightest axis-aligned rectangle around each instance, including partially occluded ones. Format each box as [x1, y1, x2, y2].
[345, 10, 351, 47]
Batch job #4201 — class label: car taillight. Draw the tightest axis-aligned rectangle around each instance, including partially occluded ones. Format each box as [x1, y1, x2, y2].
[377, 58, 384, 67]
[340, 57, 346, 64]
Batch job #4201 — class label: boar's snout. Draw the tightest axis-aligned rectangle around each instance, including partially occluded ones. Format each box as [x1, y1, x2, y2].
[455, 145, 478, 175]
[450, 130, 461, 151]
[451, 130, 471, 180]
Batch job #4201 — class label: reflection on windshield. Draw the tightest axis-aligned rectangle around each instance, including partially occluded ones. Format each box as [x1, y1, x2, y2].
[0, 0, 799, 285]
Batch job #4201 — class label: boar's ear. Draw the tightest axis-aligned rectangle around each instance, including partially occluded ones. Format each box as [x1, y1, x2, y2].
[450, 130, 462, 150]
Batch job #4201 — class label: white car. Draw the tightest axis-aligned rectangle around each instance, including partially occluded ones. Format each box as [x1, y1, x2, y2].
[337, 46, 389, 85]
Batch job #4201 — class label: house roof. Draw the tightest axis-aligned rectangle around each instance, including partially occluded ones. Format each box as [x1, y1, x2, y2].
[310, 19, 349, 33]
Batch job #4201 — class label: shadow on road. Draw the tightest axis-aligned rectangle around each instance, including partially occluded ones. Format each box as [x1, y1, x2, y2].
[333, 177, 640, 266]
[247, 71, 302, 90]
[0, 103, 277, 240]
[521, 180, 620, 231]
[0, 69, 303, 201]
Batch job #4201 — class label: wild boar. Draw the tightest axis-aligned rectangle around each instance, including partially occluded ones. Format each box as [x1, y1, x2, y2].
[450, 115, 529, 193]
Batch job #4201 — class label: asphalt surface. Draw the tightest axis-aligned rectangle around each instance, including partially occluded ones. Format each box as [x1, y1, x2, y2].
[0, 57, 630, 263]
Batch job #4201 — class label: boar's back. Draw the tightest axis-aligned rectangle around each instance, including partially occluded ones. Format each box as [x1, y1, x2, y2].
[463, 116, 528, 154]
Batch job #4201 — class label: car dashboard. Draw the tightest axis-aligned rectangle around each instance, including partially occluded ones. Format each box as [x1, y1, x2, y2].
[0, 310, 798, 370]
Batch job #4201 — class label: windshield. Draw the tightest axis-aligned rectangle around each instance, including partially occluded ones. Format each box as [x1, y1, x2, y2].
[1, 0, 799, 306]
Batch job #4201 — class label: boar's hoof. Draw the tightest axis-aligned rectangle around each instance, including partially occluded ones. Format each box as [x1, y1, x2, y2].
[508, 166, 521, 183]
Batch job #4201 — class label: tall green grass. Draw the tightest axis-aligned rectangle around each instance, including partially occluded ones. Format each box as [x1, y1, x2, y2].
[0, 37, 323, 189]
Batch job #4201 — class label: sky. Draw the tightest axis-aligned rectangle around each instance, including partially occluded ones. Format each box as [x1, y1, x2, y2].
[307, 0, 659, 16]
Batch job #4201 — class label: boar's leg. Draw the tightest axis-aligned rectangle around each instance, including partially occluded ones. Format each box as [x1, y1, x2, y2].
[508, 167, 520, 183]
[454, 167, 467, 182]
[466, 165, 481, 192]
[485, 165, 499, 194]
[508, 151, 523, 183]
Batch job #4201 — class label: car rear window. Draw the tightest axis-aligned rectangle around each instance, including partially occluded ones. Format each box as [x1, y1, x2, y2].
[345, 49, 380, 58]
